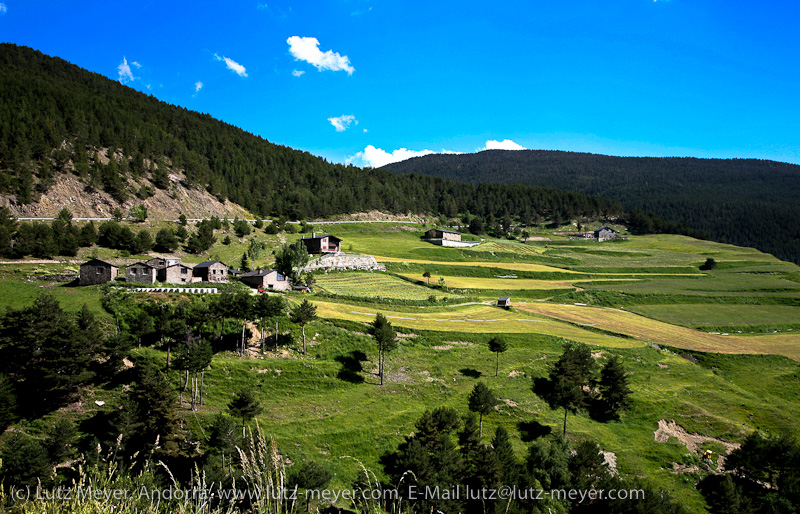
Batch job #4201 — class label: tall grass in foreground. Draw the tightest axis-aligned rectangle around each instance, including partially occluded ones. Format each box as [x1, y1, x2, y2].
[0, 430, 307, 514]
[0, 429, 400, 514]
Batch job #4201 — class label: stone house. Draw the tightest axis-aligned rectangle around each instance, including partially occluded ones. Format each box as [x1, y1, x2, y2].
[298, 233, 342, 254]
[239, 269, 292, 291]
[161, 263, 196, 284]
[594, 227, 619, 242]
[146, 256, 181, 269]
[79, 259, 119, 286]
[126, 262, 157, 284]
[427, 229, 462, 242]
[193, 260, 229, 283]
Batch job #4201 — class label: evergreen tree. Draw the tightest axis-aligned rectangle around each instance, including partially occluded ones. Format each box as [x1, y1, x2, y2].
[0, 373, 17, 431]
[240, 252, 251, 272]
[133, 228, 153, 254]
[289, 461, 333, 513]
[154, 228, 178, 252]
[487, 336, 508, 377]
[546, 341, 597, 438]
[597, 355, 632, 420]
[274, 242, 309, 282]
[228, 388, 263, 439]
[123, 361, 180, 457]
[290, 299, 317, 354]
[43, 417, 77, 464]
[467, 382, 497, 438]
[0, 432, 52, 487]
[525, 437, 571, 490]
[492, 426, 519, 485]
[79, 221, 98, 246]
[175, 225, 189, 241]
[56, 207, 73, 223]
[371, 313, 397, 386]
[208, 413, 238, 458]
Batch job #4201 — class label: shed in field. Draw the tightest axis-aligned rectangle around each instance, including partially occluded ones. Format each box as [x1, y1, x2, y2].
[497, 296, 512, 309]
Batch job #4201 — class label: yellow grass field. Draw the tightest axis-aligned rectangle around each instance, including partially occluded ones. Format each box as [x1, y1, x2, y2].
[397, 273, 640, 290]
[516, 304, 800, 361]
[374, 256, 699, 276]
[373, 256, 581, 273]
[311, 300, 644, 348]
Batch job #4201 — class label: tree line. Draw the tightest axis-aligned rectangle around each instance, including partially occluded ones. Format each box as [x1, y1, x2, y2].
[383, 149, 800, 264]
[0, 44, 621, 229]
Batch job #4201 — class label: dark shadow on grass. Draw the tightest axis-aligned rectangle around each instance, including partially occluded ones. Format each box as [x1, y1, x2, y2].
[459, 368, 482, 378]
[518, 419, 552, 441]
[335, 350, 367, 383]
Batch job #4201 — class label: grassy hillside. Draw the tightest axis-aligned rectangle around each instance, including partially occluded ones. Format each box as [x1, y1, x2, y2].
[382, 150, 800, 264]
[3, 219, 799, 512]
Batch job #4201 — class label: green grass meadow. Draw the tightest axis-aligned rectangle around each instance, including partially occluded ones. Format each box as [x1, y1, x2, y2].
[6, 221, 800, 513]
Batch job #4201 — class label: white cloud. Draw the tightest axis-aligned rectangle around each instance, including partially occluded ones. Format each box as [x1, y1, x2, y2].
[481, 139, 526, 151]
[214, 53, 248, 77]
[256, 3, 268, 10]
[194, 81, 203, 96]
[117, 57, 136, 84]
[0, 3, 7, 14]
[351, 7, 372, 16]
[348, 145, 461, 168]
[286, 36, 354, 74]
[328, 114, 357, 132]
[131, 61, 142, 68]
[292, 69, 305, 77]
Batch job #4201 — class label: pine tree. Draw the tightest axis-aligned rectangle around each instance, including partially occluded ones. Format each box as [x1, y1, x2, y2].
[290, 299, 317, 355]
[467, 382, 497, 438]
[598, 355, 632, 420]
[487, 336, 508, 377]
[228, 388, 263, 439]
[547, 341, 597, 438]
[371, 313, 397, 385]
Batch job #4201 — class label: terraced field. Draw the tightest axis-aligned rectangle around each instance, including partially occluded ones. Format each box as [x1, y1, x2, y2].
[373, 256, 579, 273]
[627, 304, 800, 328]
[464, 241, 544, 255]
[397, 273, 640, 290]
[311, 300, 643, 348]
[515, 303, 800, 361]
[314, 272, 465, 301]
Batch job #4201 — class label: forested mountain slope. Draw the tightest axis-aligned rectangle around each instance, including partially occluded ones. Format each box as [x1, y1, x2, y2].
[382, 150, 800, 263]
[0, 44, 620, 222]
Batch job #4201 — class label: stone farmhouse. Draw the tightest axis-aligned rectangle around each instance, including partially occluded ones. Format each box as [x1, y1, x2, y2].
[79, 259, 118, 286]
[162, 263, 196, 284]
[595, 226, 619, 242]
[427, 228, 462, 242]
[299, 233, 342, 254]
[239, 269, 292, 291]
[193, 260, 229, 283]
[424, 228, 480, 248]
[126, 262, 157, 284]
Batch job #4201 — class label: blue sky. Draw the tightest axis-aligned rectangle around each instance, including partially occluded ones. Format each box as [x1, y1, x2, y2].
[1, 0, 799, 166]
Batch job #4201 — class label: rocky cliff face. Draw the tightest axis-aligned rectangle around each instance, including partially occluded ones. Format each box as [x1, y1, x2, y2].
[0, 170, 251, 220]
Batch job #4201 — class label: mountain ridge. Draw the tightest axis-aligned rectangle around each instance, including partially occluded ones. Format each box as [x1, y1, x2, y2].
[382, 150, 800, 263]
[0, 43, 622, 225]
